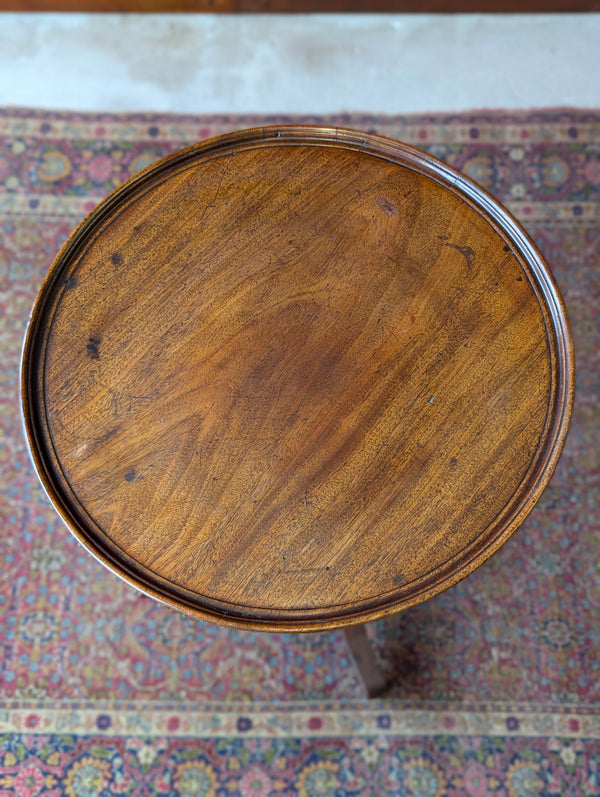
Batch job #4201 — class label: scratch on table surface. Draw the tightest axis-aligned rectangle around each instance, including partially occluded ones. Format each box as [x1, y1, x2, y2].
[443, 242, 475, 271]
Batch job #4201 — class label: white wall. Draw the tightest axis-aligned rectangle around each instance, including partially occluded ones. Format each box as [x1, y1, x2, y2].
[0, 13, 599, 113]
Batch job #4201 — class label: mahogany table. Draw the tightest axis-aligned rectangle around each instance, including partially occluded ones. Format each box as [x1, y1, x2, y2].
[22, 127, 574, 694]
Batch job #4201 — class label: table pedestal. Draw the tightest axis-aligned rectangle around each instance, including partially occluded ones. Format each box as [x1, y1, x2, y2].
[344, 625, 388, 698]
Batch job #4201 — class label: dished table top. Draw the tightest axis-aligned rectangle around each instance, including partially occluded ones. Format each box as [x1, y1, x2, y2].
[22, 127, 574, 631]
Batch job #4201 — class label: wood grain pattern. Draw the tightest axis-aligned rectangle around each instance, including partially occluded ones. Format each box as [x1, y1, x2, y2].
[0, 0, 234, 9]
[22, 127, 574, 631]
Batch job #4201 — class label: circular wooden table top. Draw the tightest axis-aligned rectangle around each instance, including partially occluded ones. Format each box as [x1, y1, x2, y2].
[22, 127, 574, 631]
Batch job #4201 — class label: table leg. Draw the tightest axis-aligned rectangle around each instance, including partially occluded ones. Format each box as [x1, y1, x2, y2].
[344, 624, 387, 698]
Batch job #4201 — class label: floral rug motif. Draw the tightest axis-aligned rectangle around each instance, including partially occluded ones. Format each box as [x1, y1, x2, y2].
[0, 108, 599, 792]
[1, 733, 599, 796]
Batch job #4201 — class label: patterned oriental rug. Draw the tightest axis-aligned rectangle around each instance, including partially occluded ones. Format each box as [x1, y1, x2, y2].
[0, 108, 598, 794]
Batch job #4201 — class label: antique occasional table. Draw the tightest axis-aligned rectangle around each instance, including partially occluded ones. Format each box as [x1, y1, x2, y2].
[22, 127, 574, 693]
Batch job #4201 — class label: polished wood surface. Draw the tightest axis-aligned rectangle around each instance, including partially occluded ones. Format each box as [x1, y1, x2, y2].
[22, 127, 574, 631]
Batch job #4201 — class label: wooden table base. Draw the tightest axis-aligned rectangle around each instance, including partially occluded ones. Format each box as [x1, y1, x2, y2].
[344, 625, 388, 698]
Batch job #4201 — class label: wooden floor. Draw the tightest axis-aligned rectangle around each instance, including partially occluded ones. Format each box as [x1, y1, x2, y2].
[1, 0, 597, 11]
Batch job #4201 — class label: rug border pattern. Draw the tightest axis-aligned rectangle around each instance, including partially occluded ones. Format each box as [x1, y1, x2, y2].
[0, 704, 599, 739]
